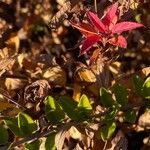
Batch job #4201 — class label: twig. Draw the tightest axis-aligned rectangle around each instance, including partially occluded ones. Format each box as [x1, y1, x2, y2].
[94, 0, 97, 13]
[10, 129, 55, 149]
[103, 141, 108, 150]
[0, 88, 26, 110]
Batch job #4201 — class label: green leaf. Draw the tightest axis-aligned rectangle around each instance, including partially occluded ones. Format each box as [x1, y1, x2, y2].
[4, 118, 22, 137]
[100, 88, 114, 107]
[124, 109, 137, 123]
[114, 83, 128, 106]
[44, 96, 65, 123]
[0, 126, 9, 144]
[105, 105, 119, 120]
[59, 96, 79, 120]
[18, 112, 37, 137]
[76, 94, 92, 120]
[143, 77, 150, 99]
[133, 75, 144, 96]
[25, 140, 41, 150]
[45, 133, 56, 150]
[100, 121, 116, 141]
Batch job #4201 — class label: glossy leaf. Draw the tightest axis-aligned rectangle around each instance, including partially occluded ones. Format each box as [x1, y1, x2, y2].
[0, 126, 9, 144]
[143, 77, 150, 98]
[87, 11, 106, 33]
[77, 94, 92, 119]
[114, 83, 128, 106]
[100, 88, 114, 107]
[45, 133, 56, 150]
[78, 94, 92, 111]
[80, 35, 101, 55]
[44, 96, 65, 123]
[59, 96, 79, 120]
[100, 121, 116, 141]
[18, 112, 37, 137]
[133, 75, 144, 96]
[112, 22, 144, 34]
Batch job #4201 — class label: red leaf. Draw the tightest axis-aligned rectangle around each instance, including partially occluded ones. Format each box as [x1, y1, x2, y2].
[103, 3, 118, 27]
[80, 35, 101, 55]
[87, 11, 106, 33]
[112, 22, 144, 34]
[108, 35, 127, 48]
[70, 21, 97, 37]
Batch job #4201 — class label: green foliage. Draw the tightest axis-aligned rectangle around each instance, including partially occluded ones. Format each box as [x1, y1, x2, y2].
[133, 75, 150, 99]
[0, 126, 9, 144]
[18, 112, 37, 137]
[25, 140, 41, 150]
[100, 88, 114, 107]
[59, 96, 79, 120]
[105, 105, 119, 120]
[124, 109, 137, 123]
[77, 94, 92, 119]
[4, 118, 23, 137]
[5, 112, 37, 137]
[44, 96, 65, 123]
[143, 77, 150, 99]
[133, 75, 144, 96]
[114, 83, 128, 106]
[100, 121, 116, 141]
[32, 24, 45, 34]
[45, 133, 56, 150]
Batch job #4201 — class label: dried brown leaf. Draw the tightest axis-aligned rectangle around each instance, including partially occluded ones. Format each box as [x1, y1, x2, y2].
[24, 79, 51, 103]
[43, 66, 66, 87]
[138, 110, 150, 130]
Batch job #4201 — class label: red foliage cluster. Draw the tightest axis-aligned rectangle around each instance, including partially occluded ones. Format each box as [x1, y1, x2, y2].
[71, 3, 144, 55]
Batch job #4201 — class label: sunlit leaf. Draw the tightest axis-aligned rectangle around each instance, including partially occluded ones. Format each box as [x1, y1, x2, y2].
[112, 22, 144, 34]
[108, 35, 127, 48]
[44, 96, 65, 123]
[143, 77, 150, 99]
[103, 2, 118, 26]
[77, 94, 92, 119]
[87, 11, 106, 33]
[100, 121, 116, 141]
[78, 94, 92, 111]
[18, 112, 37, 137]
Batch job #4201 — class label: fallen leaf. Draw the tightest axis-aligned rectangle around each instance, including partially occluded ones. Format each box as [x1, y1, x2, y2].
[69, 126, 82, 140]
[24, 79, 51, 103]
[6, 33, 20, 54]
[43, 66, 66, 87]
[5, 78, 27, 90]
[138, 110, 150, 130]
